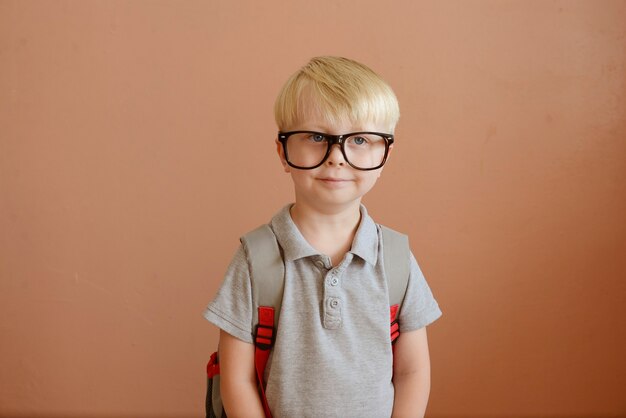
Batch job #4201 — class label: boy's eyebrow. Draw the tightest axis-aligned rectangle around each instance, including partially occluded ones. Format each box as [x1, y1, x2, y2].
[293, 125, 371, 134]
[295, 124, 332, 132]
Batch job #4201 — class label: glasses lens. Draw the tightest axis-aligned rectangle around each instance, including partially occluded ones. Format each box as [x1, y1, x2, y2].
[285, 132, 329, 168]
[343, 134, 388, 169]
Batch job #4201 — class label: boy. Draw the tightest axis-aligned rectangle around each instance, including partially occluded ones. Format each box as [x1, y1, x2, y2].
[204, 56, 442, 417]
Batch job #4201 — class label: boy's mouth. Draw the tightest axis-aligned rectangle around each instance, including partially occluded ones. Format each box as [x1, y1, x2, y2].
[318, 177, 350, 182]
[317, 177, 353, 188]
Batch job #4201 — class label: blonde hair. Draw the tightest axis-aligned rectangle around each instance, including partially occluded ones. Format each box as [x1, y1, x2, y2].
[274, 56, 400, 133]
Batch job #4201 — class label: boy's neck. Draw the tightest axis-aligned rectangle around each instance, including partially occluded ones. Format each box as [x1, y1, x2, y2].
[290, 199, 361, 229]
[289, 200, 362, 266]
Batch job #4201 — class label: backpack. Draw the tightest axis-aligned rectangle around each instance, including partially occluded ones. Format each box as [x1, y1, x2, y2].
[206, 224, 410, 418]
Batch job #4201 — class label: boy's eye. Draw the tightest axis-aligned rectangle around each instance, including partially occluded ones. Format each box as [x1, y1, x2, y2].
[311, 134, 326, 143]
[350, 136, 368, 145]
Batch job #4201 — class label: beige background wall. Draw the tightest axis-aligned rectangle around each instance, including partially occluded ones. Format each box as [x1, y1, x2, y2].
[1, 1, 625, 417]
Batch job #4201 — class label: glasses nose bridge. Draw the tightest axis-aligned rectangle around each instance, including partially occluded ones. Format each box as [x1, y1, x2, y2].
[326, 134, 345, 149]
[323, 134, 347, 167]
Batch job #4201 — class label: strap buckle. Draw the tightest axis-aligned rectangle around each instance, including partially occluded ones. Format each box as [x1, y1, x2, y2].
[255, 323, 275, 351]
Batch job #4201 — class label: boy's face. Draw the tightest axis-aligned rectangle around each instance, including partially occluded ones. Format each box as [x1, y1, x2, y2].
[276, 107, 392, 212]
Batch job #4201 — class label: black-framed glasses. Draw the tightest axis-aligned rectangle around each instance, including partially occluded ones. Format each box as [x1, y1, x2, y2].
[278, 131, 394, 171]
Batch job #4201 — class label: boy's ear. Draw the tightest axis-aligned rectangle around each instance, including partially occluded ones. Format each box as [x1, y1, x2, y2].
[275, 139, 290, 173]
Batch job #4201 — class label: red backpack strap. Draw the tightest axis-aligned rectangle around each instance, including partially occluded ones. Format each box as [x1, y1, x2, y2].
[381, 225, 410, 356]
[241, 225, 285, 333]
[206, 352, 220, 379]
[255, 306, 275, 418]
[241, 224, 285, 418]
[390, 304, 400, 346]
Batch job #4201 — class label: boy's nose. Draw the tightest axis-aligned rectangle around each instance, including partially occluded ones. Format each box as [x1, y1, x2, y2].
[325, 143, 345, 166]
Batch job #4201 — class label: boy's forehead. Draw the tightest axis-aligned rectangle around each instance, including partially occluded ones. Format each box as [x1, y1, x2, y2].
[291, 92, 390, 133]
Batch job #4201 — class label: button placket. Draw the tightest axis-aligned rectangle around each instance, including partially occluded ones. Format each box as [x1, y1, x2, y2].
[322, 268, 343, 329]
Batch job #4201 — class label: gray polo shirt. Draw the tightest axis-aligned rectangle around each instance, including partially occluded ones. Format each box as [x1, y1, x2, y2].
[204, 204, 442, 418]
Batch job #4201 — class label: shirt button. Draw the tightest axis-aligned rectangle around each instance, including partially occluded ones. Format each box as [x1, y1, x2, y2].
[330, 299, 339, 308]
[315, 260, 325, 268]
[330, 277, 339, 286]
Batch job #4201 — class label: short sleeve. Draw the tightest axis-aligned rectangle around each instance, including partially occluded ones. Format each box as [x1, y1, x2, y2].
[398, 252, 442, 332]
[203, 245, 254, 344]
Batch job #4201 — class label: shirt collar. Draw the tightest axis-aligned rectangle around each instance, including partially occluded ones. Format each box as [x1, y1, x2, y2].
[270, 204, 379, 266]
[270, 204, 319, 262]
[349, 205, 379, 266]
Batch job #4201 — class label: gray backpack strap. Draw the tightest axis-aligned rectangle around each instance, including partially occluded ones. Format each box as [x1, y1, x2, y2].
[240, 224, 285, 329]
[380, 225, 410, 310]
